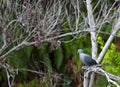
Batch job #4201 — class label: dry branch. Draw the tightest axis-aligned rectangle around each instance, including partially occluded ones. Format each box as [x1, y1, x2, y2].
[97, 16, 120, 63]
[83, 66, 120, 87]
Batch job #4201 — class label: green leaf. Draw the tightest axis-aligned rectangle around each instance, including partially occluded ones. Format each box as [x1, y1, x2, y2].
[117, 30, 120, 37]
[54, 46, 63, 70]
[44, 55, 53, 73]
[103, 43, 120, 75]
[39, 43, 53, 73]
[97, 36, 104, 49]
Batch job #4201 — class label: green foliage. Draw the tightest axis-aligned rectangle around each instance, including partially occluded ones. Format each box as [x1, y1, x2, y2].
[7, 46, 33, 68]
[117, 30, 120, 37]
[17, 75, 54, 87]
[6, 46, 33, 79]
[40, 43, 53, 73]
[54, 46, 63, 70]
[103, 43, 120, 75]
[95, 76, 108, 87]
[32, 43, 53, 73]
[97, 36, 105, 49]
[63, 36, 91, 72]
[18, 78, 39, 87]
[97, 36, 120, 76]
[1, 1, 118, 86]
[70, 39, 81, 72]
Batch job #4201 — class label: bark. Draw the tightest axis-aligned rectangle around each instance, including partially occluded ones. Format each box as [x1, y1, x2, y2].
[86, 0, 97, 87]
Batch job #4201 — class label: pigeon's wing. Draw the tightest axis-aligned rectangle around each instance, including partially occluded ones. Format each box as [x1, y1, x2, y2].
[83, 54, 97, 66]
[88, 58, 97, 65]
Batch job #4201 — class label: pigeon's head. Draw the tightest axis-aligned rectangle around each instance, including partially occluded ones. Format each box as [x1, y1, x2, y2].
[77, 49, 83, 54]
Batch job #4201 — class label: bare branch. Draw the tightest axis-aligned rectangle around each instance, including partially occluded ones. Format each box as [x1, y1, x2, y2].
[97, 17, 120, 63]
[2, 64, 15, 87]
[0, 41, 35, 61]
[86, 0, 97, 59]
[83, 66, 120, 86]
[86, 0, 97, 87]
[96, 2, 117, 36]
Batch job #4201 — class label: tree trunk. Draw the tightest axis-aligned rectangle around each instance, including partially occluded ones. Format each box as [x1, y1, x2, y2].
[86, 0, 98, 87]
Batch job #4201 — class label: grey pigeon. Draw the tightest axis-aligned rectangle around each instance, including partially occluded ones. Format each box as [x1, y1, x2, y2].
[78, 49, 97, 66]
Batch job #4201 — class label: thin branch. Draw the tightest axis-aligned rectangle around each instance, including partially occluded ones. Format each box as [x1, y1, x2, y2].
[0, 20, 20, 54]
[75, 0, 80, 31]
[0, 26, 119, 63]
[2, 64, 15, 87]
[97, 2, 117, 37]
[97, 18, 120, 63]
[104, 71, 120, 87]
[0, 41, 35, 61]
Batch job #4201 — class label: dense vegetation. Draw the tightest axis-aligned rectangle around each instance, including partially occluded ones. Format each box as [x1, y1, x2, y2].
[0, 0, 120, 87]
